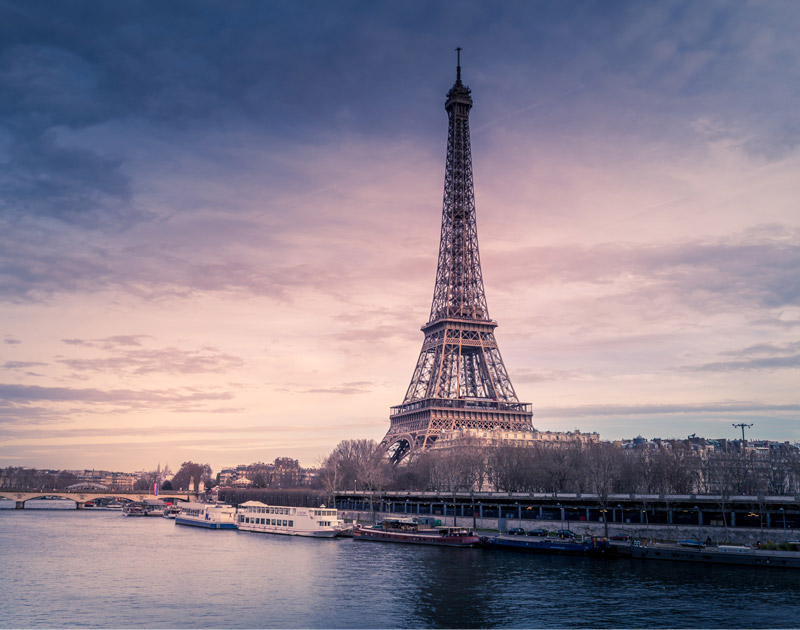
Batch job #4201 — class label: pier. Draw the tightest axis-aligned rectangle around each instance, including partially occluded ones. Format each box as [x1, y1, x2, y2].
[335, 490, 799, 542]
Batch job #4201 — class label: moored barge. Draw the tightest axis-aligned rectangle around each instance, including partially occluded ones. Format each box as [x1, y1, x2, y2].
[353, 518, 480, 547]
[630, 542, 800, 568]
[482, 534, 610, 555]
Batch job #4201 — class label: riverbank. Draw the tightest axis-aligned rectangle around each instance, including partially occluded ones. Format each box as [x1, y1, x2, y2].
[340, 509, 798, 547]
[4, 508, 800, 628]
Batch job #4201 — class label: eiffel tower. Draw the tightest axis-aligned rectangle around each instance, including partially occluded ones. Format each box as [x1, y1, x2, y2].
[379, 50, 533, 463]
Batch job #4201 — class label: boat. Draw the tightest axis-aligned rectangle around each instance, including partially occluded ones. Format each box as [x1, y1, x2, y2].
[162, 504, 181, 518]
[175, 502, 238, 530]
[482, 533, 611, 555]
[84, 498, 125, 510]
[236, 501, 344, 537]
[629, 541, 800, 568]
[141, 498, 166, 516]
[122, 503, 146, 517]
[352, 517, 481, 547]
[122, 499, 164, 516]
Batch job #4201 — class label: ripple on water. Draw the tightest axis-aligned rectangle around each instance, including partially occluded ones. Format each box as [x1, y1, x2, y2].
[2, 511, 799, 628]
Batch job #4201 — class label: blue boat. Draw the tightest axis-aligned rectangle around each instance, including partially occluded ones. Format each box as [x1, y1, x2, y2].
[174, 502, 238, 530]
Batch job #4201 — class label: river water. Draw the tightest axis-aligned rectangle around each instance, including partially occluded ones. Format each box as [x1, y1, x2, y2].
[1, 501, 798, 628]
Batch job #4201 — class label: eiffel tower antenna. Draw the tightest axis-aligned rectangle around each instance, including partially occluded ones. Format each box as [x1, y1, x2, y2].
[379, 53, 533, 463]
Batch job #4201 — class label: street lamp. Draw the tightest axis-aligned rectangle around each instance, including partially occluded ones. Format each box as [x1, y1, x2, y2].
[694, 505, 702, 546]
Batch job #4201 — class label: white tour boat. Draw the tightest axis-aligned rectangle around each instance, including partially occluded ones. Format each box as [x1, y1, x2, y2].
[175, 502, 238, 530]
[236, 501, 344, 537]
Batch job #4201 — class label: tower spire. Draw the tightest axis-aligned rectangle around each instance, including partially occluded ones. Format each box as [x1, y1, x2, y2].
[379, 58, 533, 464]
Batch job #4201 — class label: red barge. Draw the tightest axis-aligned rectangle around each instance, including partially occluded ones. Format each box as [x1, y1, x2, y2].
[352, 518, 480, 547]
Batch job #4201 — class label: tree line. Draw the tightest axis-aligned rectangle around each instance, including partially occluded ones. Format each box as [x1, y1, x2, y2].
[6, 440, 799, 500]
[318, 439, 800, 500]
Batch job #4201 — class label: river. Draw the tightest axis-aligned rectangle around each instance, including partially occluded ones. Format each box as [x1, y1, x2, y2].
[1, 500, 798, 628]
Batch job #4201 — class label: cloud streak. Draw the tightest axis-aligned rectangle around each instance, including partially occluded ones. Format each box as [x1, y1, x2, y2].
[0, 383, 232, 406]
[57, 345, 245, 376]
[538, 401, 800, 419]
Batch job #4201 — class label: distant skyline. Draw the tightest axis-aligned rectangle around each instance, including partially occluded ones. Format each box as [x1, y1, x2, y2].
[2, 1, 799, 472]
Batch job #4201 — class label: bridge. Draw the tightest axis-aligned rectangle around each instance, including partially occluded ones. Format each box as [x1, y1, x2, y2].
[0, 489, 201, 509]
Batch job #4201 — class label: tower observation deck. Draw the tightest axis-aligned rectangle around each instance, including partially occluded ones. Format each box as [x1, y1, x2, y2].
[379, 51, 533, 463]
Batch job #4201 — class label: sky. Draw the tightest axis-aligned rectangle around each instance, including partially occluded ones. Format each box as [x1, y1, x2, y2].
[1, 0, 799, 473]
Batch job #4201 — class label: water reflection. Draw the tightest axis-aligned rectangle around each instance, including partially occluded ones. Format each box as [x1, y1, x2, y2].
[2, 510, 799, 629]
[406, 548, 490, 628]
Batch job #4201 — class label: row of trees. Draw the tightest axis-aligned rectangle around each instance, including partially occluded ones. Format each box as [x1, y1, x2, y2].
[0, 467, 80, 490]
[317, 439, 800, 500]
[238, 458, 302, 488]
[136, 461, 214, 491]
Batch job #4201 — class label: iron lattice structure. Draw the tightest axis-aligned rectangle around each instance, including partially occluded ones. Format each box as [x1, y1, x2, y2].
[379, 54, 533, 463]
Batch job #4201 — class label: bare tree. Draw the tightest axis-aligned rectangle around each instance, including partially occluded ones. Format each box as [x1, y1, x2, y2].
[171, 462, 213, 491]
[584, 442, 624, 538]
[322, 439, 390, 515]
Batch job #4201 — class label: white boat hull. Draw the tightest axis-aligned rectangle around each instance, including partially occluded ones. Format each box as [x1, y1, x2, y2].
[237, 524, 341, 537]
[236, 501, 344, 538]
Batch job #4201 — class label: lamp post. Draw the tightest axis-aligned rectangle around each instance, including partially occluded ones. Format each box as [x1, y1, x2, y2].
[471, 490, 477, 530]
[694, 505, 702, 546]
